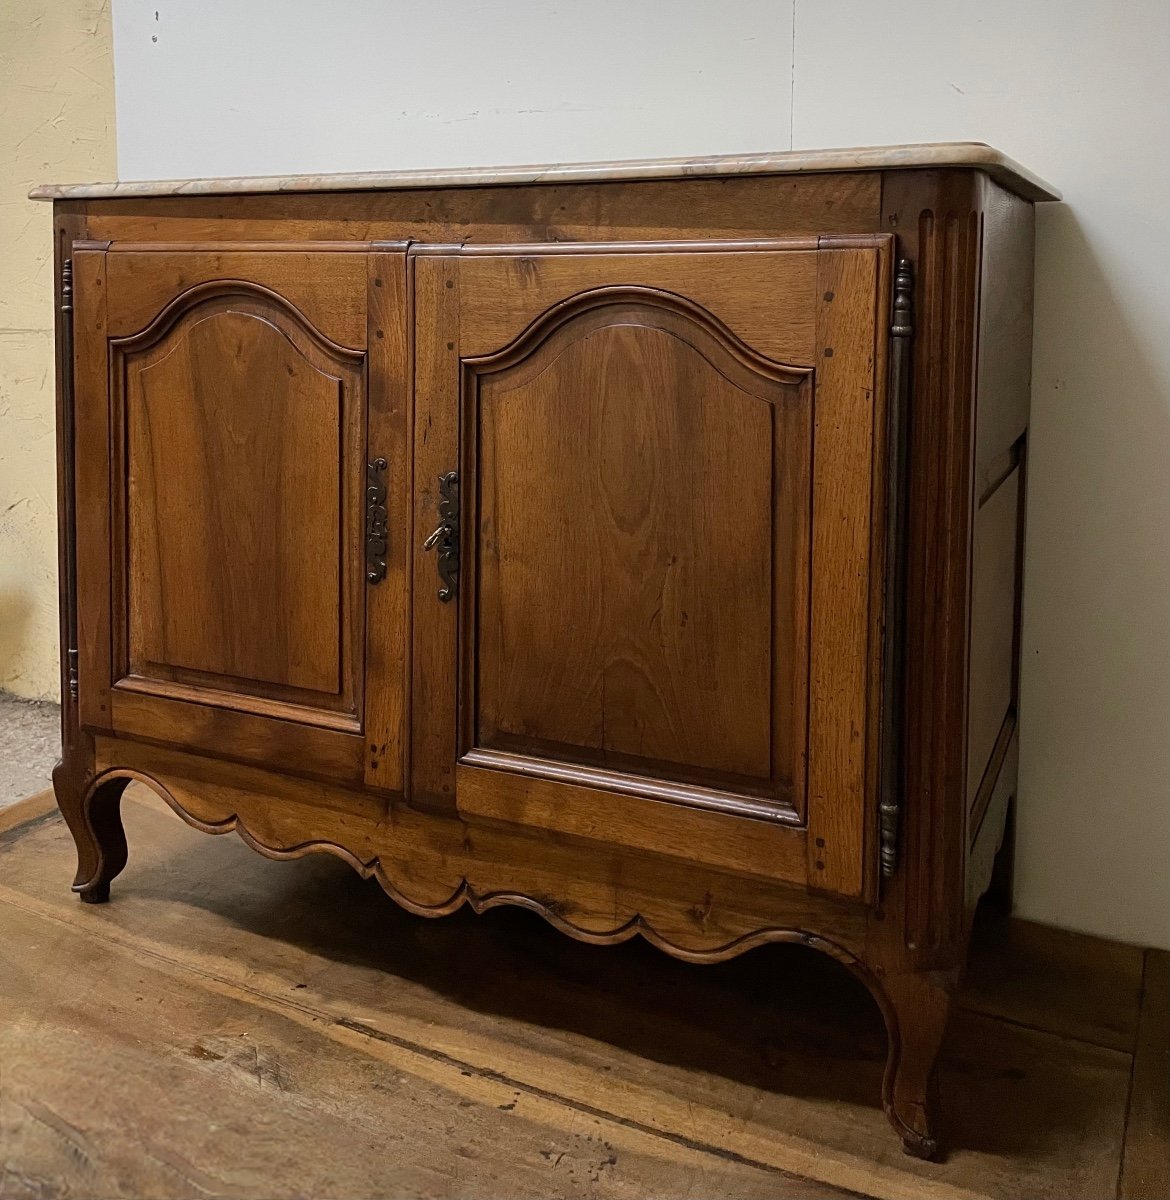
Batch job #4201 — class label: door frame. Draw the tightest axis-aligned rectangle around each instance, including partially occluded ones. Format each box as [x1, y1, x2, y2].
[69, 240, 411, 790]
[409, 238, 892, 899]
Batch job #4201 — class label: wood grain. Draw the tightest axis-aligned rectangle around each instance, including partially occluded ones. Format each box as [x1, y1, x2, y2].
[963, 914, 1145, 1054]
[121, 297, 352, 700]
[416, 240, 893, 903]
[363, 247, 411, 794]
[881, 172, 983, 964]
[91, 251, 372, 767]
[107, 689, 366, 786]
[72, 248, 113, 731]
[0, 789, 58, 836]
[91, 736, 867, 959]
[469, 290, 810, 810]
[456, 246, 819, 364]
[104, 247, 369, 346]
[807, 241, 890, 899]
[0, 860, 843, 1198]
[80, 172, 882, 246]
[456, 762, 811, 886]
[0, 790, 1140, 1200]
[409, 252, 461, 811]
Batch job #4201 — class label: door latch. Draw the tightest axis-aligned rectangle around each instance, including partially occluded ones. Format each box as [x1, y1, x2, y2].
[422, 470, 459, 602]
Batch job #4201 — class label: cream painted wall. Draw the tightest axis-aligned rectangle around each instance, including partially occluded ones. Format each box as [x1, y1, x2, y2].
[100, 1, 1169, 949]
[0, 0, 116, 700]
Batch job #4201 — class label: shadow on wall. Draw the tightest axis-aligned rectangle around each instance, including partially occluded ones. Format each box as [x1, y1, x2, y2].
[1017, 200, 1170, 941]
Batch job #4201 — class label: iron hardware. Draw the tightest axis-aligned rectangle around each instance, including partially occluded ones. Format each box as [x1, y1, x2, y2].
[61, 257, 80, 703]
[881, 257, 914, 879]
[422, 470, 459, 602]
[365, 458, 389, 583]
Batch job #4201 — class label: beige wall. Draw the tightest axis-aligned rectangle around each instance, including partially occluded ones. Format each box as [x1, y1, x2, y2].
[0, 0, 116, 700]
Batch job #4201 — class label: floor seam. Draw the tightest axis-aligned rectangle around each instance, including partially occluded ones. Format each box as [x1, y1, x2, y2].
[955, 1001, 1136, 1059]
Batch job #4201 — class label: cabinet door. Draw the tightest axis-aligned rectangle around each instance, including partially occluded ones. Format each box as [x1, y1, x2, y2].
[412, 239, 891, 898]
[71, 244, 409, 789]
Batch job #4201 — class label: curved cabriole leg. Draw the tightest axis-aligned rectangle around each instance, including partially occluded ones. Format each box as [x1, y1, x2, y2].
[878, 970, 953, 1160]
[52, 763, 131, 904]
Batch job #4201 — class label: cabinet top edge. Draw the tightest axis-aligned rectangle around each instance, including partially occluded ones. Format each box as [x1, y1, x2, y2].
[29, 141, 1060, 204]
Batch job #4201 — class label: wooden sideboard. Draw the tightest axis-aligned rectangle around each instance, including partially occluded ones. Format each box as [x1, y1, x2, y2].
[33, 143, 1059, 1159]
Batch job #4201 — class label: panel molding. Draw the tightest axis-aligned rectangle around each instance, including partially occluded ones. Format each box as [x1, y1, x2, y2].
[110, 277, 365, 360]
[460, 282, 810, 383]
[460, 748, 802, 827]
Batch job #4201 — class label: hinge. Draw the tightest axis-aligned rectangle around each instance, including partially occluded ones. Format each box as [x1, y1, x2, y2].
[61, 255, 80, 709]
[365, 458, 389, 583]
[60, 257, 73, 316]
[881, 257, 914, 879]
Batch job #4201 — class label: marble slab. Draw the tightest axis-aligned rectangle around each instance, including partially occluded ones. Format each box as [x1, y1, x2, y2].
[29, 142, 1060, 204]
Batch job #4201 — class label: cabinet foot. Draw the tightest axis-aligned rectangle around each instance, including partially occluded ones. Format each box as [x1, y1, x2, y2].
[78, 879, 111, 904]
[53, 761, 131, 903]
[878, 970, 952, 1161]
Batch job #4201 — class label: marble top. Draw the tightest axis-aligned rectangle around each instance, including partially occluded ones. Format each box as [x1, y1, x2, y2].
[29, 142, 1060, 204]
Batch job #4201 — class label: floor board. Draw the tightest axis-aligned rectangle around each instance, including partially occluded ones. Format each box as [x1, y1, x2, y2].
[963, 912, 1144, 1052]
[0, 786, 1159, 1199]
[1119, 950, 1170, 1199]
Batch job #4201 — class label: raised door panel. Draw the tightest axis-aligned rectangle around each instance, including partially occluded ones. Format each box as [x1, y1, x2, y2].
[71, 245, 410, 787]
[412, 240, 891, 897]
[121, 293, 354, 705]
[470, 297, 811, 816]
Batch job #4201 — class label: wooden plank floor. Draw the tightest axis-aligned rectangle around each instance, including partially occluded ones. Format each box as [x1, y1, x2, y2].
[0, 786, 1165, 1199]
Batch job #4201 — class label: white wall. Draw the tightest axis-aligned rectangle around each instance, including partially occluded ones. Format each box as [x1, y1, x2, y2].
[112, 1, 792, 178]
[110, 1, 1170, 950]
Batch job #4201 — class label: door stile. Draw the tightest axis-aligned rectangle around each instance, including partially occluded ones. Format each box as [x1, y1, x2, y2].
[72, 246, 113, 732]
[807, 236, 892, 900]
[363, 245, 411, 794]
[409, 249, 462, 813]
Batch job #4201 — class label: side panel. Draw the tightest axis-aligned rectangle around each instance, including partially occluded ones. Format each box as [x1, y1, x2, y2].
[883, 173, 982, 961]
[879, 171, 1035, 961]
[968, 181, 1034, 837]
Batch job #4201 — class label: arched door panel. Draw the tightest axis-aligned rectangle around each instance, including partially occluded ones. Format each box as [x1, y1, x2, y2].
[116, 291, 361, 712]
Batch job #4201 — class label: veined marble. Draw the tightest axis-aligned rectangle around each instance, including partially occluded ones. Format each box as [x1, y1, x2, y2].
[30, 142, 1060, 204]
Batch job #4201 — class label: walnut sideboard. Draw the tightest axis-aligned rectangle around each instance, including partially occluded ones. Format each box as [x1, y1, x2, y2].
[32, 143, 1059, 1158]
